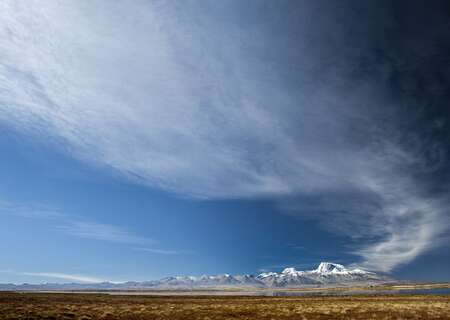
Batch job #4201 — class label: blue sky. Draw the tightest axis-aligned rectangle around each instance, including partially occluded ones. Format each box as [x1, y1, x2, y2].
[1, 0, 450, 283]
[0, 128, 356, 283]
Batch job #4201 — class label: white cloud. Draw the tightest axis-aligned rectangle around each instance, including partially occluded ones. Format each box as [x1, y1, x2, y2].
[352, 179, 449, 272]
[0, 198, 153, 245]
[0, 0, 320, 199]
[134, 247, 192, 255]
[0, 1, 448, 272]
[1, 198, 191, 256]
[20, 272, 106, 283]
[57, 221, 153, 245]
[0, 269, 108, 283]
[0, 200, 65, 219]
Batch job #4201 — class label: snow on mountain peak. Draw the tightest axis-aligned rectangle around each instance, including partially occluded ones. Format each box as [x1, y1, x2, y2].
[281, 267, 298, 275]
[315, 262, 347, 273]
[0, 261, 387, 291]
[257, 272, 278, 279]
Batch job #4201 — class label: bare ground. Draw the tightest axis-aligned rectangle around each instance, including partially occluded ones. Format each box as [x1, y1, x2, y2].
[0, 292, 449, 319]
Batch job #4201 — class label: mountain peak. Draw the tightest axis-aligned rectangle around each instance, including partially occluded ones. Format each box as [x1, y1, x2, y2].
[281, 267, 298, 275]
[315, 262, 347, 273]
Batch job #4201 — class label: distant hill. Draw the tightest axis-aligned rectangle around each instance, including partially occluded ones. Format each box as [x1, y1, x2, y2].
[0, 262, 390, 291]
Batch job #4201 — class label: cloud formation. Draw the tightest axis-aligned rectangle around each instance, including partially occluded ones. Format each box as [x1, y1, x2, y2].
[0, 199, 151, 244]
[0, 269, 108, 283]
[20, 272, 106, 283]
[0, 1, 449, 272]
[56, 221, 153, 245]
[0, 200, 65, 219]
[0, 198, 193, 256]
[134, 247, 192, 255]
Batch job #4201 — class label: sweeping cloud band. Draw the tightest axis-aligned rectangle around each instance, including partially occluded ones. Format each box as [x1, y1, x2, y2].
[1, 1, 449, 272]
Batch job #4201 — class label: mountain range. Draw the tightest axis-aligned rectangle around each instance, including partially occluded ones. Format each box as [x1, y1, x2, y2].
[0, 262, 390, 291]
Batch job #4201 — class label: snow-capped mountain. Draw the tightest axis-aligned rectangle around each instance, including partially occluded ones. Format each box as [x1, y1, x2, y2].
[256, 262, 384, 287]
[315, 262, 347, 273]
[0, 262, 389, 291]
[151, 262, 387, 288]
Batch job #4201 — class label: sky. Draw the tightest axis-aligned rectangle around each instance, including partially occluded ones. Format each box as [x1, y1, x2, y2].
[0, 0, 449, 284]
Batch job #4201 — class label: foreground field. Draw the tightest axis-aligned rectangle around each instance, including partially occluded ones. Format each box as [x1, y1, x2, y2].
[0, 292, 449, 320]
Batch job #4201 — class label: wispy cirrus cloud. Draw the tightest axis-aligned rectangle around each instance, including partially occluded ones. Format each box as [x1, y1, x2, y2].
[20, 272, 106, 283]
[0, 200, 187, 270]
[1, 199, 152, 245]
[0, 200, 65, 219]
[0, 1, 449, 273]
[1, 198, 197, 260]
[0, 269, 108, 283]
[134, 247, 192, 255]
[0, 198, 161, 249]
[56, 221, 153, 245]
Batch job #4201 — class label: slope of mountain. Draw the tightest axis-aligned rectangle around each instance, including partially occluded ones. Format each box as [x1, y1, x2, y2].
[256, 262, 384, 288]
[0, 262, 389, 290]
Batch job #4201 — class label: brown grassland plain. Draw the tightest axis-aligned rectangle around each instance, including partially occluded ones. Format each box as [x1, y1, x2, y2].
[0, 292, 449, 320]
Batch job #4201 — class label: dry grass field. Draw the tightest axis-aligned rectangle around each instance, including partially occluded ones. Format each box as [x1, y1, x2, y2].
[0, 292, 449, 320]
